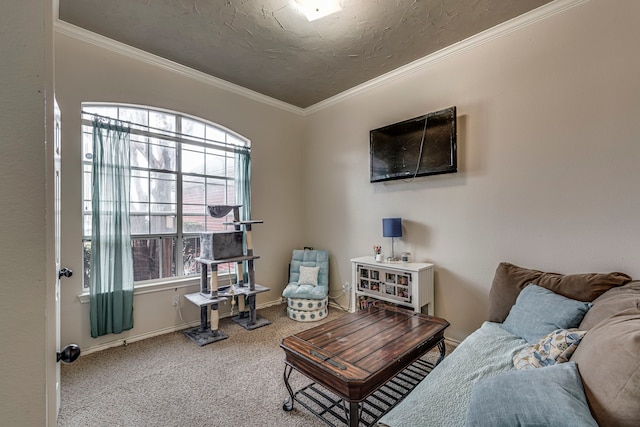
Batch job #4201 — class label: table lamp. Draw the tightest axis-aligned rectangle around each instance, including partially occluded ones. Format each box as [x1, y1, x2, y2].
[382, 218, 402, 261]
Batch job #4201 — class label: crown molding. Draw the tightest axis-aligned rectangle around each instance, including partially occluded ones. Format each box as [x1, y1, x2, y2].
[54, 0, 587, 117]
[304, 0, 589, 114]
[53, 20, 307, 116]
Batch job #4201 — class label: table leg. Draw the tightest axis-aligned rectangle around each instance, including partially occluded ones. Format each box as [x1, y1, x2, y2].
[436, 340, 446, 365]
[282, 365, 295, 411]
[348, 401, 360, 427]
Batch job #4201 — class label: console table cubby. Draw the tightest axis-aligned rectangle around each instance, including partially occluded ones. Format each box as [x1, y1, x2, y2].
[350, 256, 435, 315]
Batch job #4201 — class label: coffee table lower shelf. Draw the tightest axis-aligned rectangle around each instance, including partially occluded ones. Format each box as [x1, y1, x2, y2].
[283, 345, 442, 427]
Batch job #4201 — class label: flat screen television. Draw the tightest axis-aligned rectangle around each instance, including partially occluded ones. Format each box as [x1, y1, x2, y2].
[370, 106, 457, 183]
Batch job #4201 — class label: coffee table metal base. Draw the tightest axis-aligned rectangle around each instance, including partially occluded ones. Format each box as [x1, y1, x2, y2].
[283, 341, 445, 427]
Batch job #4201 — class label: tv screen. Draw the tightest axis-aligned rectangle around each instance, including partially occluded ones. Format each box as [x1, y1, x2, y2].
[370, 106, 457, 183]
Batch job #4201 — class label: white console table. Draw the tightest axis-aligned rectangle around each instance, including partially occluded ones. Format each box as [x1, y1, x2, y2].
[350, 256, 434, 315]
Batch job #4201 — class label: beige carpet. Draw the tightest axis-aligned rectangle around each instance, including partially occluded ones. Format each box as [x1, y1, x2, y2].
[58, 304, 445, 427]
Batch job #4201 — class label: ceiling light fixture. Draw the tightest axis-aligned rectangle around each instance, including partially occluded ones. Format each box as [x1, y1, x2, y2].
[293, 0, 342, 21]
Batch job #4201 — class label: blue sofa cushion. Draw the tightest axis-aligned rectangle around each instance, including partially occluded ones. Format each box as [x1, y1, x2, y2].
[502, 284, 591, 344]
[465, 362, 597, 427]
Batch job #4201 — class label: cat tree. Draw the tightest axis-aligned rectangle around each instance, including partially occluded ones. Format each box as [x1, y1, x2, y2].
[184, 205, 270, 346]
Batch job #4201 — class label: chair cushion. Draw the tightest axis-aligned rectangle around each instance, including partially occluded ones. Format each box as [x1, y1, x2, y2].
[289, 249, 329, 289]
[283, 249, 330, 300]
[502, 285, 591, 344]
[488, 262, 630, 323]
[282, 282, 328, 300]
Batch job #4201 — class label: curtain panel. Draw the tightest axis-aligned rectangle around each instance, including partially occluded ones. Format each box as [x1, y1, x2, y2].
[90, 117, 135, 338]
[235, 147, 251, 283]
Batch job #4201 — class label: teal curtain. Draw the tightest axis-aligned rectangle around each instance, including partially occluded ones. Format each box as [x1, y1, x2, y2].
[235, 146, 251, 282]
[90, 117, 134, 338]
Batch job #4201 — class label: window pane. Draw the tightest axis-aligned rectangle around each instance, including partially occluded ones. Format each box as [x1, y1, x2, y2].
[183, 215, 206, 233]
[182, 148, 204, 175]
[151, 203, 176, 214]
[226, 182, 236, 205]
[183, 236, 201, 276]
[183, 118, 205, 139]
[183, 204, 204, 215]
[131, 215, 149, 235]
[83, 169, 92, 202]
[206, 125, 226, 143]
[131, 171, 149, 203]
[149, 111, 175, 133]
[206, 178, 227, 206]
[183, 177, 205, 205]
[119, 107, 148, 126]
[131, 202, 148, 214]
[149, 140, 176, 171]
[83, 214, 92, 238]
[132, 238, 176, 281]
[84, 105, 117, 117]
[151, 215, 176, 234]
[150, 172, 176, 204]
[82, 131, 93, 160]
[206, 152, 227, 177]
[130, 140, 148, 169]
[83, 240, 91, 288]
[227, 156, 236, 177]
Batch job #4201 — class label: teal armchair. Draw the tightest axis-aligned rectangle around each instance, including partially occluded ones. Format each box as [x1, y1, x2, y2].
[282, 249, 329, 321]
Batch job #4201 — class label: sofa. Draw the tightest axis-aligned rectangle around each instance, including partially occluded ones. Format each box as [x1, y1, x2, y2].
[378, 262, 640, 427]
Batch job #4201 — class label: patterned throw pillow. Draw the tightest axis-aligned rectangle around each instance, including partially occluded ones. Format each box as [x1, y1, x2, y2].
[513, 328, 587, 370]
[298, 266, 320, 286]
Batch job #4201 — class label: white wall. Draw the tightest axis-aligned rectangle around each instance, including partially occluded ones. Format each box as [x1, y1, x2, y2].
[0, 1, 54, 425]
[55, 33, 306, 352]
[303, 0, 640, 342]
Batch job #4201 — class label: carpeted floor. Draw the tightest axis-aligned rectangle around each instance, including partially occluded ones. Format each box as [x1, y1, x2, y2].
[58, 304, 446, 427]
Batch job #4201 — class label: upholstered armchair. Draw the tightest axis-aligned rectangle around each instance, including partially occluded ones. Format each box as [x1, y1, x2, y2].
[282, 249, 329, 321]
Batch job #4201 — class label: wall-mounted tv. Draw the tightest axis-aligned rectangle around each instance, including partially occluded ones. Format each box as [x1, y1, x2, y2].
[370, 106, 457, 183]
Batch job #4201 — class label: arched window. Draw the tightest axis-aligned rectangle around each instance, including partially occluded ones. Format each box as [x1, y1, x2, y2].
[81, 104, 250, 287]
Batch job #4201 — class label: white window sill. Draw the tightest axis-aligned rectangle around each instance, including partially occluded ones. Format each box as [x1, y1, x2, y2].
[76, 275, 204, 303]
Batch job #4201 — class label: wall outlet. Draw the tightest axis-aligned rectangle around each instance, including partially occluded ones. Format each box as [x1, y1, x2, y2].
[343, 281, 350, 290]
[172, 294, 180, 306]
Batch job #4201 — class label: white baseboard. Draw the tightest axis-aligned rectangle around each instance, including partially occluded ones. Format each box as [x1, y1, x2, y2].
[81, 299, 286, 356]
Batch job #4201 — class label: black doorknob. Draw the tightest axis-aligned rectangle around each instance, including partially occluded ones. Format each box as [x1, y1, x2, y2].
[59, 267, 73, 279]
[57, 344, 81, 364]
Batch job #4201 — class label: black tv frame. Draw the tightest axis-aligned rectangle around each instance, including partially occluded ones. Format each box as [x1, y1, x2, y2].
[369, 106, 457, 183]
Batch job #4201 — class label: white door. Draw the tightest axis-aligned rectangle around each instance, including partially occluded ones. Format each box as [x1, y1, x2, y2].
[52, 100, 81, 419]
[54, 99, 62, 414]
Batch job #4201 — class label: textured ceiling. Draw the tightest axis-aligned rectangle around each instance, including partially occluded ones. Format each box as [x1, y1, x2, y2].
[58, 0, 552, 108]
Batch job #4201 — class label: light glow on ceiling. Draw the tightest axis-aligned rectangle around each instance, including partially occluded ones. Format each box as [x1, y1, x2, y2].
[294, 0, 342, 21]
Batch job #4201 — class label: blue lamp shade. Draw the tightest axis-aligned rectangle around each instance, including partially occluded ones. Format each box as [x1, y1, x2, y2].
[382, 218, 402, 238]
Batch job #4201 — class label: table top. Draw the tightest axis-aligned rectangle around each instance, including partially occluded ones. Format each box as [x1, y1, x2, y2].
[280, 304, 449, 401]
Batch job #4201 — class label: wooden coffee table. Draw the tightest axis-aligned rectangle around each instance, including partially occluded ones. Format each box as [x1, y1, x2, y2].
[281, 304, 449, 427]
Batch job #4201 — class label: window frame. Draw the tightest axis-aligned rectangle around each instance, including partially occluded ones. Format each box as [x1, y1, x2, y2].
[81, 103, 250, 289]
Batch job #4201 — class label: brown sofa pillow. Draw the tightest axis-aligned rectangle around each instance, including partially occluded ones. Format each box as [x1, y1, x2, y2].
[488, 262, 631, 323]
[579, 281, 640, 330]
[571, 311, 640, 427]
